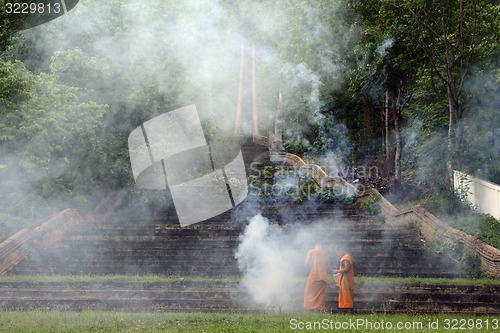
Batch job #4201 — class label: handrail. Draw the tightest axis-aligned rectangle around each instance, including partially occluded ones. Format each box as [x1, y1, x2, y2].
[0, 209, 80, 275]
[247, 63, 357, 194]
[250, 104, 499, 276]
[361, 188, 500, 277]
[283, 152, 357, 193]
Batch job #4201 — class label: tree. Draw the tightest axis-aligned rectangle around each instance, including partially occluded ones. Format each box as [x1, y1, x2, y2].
[350, 0, 424, 188]
[396, 0, 499, 185]
[0, 57, 108, 220]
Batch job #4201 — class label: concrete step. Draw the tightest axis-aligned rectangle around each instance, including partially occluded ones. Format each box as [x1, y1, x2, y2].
[70, 223, 412, 235]
[0, 280, 497, 314]
[11, 259, 462, 278]
[3, 166, 464, 280]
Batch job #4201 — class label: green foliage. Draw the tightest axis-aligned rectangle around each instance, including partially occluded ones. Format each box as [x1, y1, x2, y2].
[49, 48, 112, 103]
[424, 238, 459, 256]
[415, 177, 500, 249]
[348, 0, 500, 196]
[419, 191, 461, 218]
[451, 213, 500, 250]
[248, 164, 309, 203]
[1, 273, 498, 286]
[359, 195, 380, 215]
[248, 163, 350, 203]
[476, 215, 500, 248]
[461, 249, 483, 279]
[0, 0, 498, 246]
[424, 237, 483, 278]
[0, 1, 23, 51]
[460, 70, 500, 184]
[0, 57, 108, 222]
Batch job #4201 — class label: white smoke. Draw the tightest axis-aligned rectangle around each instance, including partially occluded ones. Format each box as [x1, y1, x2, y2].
[234, 214, 338, 312]
[1, 0, 362, 264]
[376, 37, 395, 57]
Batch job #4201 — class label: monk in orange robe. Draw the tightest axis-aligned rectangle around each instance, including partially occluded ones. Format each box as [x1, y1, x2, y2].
[304, 244, 328, 311]
[333, 250, 354, 313]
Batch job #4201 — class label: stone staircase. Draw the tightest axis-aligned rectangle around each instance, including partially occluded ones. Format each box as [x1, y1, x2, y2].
[0, 279, 498, 314]
[2, 140, 499, 314]
[7, 200, 462, 278]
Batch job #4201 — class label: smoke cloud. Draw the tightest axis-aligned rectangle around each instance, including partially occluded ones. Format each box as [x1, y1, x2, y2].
[1, 0, 361, 232]
[234, 214, 341, 312]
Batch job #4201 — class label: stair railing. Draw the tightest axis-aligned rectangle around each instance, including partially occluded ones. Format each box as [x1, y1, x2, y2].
[245, 51, 499, 277]
[0, 208, 80, 275]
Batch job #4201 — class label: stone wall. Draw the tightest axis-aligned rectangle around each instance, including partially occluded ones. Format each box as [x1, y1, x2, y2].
[256, 129, 500, 277]
[0, 190, 135, 276]
[283, 152, 356, 192]
[363, 188, 500, 278]
[253, 134, 268, 147]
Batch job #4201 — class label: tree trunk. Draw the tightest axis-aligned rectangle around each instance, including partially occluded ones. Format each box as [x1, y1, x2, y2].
[384, 90, 391, 161]
[392, 91, 402, 190]
[446, 85, 455, 186]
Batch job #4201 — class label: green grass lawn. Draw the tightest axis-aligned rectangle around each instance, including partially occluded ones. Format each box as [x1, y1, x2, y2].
[0, 274, 498, 286]
[0, 312, 498, 332]
[1, 275, 498, 332]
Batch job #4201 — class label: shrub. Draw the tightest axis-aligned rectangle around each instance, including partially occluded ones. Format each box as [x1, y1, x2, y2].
[461, 249, 482, 279]
[359, 195, 380, 215]
[477, 214, 500, 249]
[417, 190, 500, 249]
[424, 238, 484, 278]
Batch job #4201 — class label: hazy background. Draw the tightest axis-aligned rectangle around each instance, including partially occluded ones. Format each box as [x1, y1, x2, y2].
[0, 1, 498, 272]
[0, 0, 361, 231]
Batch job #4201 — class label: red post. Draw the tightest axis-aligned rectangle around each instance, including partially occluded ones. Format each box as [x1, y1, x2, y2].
[251, 45, 259, 137]
[234, 46, 244, 133]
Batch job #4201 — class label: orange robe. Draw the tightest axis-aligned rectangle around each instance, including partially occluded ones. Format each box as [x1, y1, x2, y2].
[336, 253, 354, 309]
[304, 245, 328, 311]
